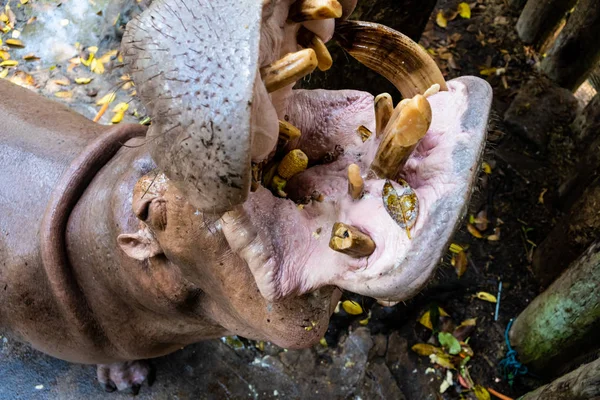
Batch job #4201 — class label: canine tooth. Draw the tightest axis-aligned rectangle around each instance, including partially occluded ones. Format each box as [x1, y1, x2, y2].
[308, 35, 333, 71]
[329, 222, 375, 258]
[279, 120, 302, 142]
[289, 0, 343, 22]
[356, 125, 372, 142]
[261, 49, 318, 93]
[424, 83, 440, 98]
[278, 149, 309, 179]
[347, 164, 364, 199]
[371, 94, 432, 180]
[374, 93, 393, 138]
[335, 20, 447, 98]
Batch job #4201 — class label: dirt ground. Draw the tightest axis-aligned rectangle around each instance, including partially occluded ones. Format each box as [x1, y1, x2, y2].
[0, 0, 589, 398]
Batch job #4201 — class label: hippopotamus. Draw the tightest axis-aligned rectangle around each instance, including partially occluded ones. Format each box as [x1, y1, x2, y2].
[0, 0, 492, 393]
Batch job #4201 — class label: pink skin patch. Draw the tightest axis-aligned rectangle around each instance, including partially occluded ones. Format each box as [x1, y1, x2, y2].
[222, 76, 492, 302]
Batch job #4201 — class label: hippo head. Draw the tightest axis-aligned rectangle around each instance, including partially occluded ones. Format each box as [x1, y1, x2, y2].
[120, 0, 492, 309]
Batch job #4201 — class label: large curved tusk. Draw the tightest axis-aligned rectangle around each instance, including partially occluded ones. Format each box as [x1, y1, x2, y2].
[335, 20, 447, 98]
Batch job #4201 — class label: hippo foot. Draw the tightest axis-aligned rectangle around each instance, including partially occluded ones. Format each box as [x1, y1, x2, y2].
[96, 360, 154, 394]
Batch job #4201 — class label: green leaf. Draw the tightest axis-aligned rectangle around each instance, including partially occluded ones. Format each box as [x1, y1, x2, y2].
[439, 332, 461, 355]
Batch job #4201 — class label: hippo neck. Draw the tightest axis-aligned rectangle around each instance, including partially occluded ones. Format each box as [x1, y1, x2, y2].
[40, 123, 147, 357]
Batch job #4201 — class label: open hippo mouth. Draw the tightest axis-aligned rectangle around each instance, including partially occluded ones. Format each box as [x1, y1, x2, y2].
[122, 0, 492, 303]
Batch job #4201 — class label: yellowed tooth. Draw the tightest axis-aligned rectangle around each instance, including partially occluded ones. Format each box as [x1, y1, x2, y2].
[261, 49, 318, 93]
[278, 149, 309, 179]
[424, 83, 440, 98]
[335, 20, 447, 98]
[329, 222, 376, 258]
[308, 35, 333, 71]
[289, 0, 343, 22]
[357, 125, 372, 142]
[374, 93, 393, 138]
[347, 163, 364, 200]
[371, 94, 432, 180]
[278, 120, 302, 142]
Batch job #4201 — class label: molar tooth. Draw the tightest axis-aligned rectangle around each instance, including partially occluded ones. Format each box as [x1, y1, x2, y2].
[289, 0, 343, 22]
[308, 35, 333, 71]
[278, 120, 302, 142]
[329, 222, 375, 258]
[261, 49, 318, 93]
[374, 93, 393, 138]
[347, 164, 364, 200]
[356, 125, 372, 142]
[371, 94, 432, 180]
[278, 149, 309, 179]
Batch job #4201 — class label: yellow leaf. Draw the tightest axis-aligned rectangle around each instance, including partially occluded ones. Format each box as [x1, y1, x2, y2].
[0, 51, 9, 61]
[429, 353, 455, 369]
[479, 68, 497, 76]
[458, 2, 471, 18]
[436, 11, 448, 28]
[112, 111, 126, 124]
[112, 102, 129, 113]
[359, 311, 371, 326]
[5, 38, 24, 47]
[75, 77, 93, 84]
[419, 308, 450, 330]
[411, 343, 443, 356]
[482, 161, 492, 174]
[0, 60, 18, 67]
[91, 59, 105, 74]
[0, 68, 9, 79]
[20, 0, 29, 4]
[467, 224, 483, 239]
[475, 292, 497, 303]
[23, 53, 39, 61]
[87, 46, 98, 54]
[96, 92, 116, 105]
[81, 54, 94, 67]
[453, 250, 468, 277]
[342, 300, 363, 315]
[538, 188, 548, 204]
[9, 70, 35, 87]
[449, 243, 464, 253]
[54, 91, 72, 99]
[97, 49, 118, 64]
[53, 78, 70, 86]
[319, 338, 328, 347]
[473, 385, 491, 400]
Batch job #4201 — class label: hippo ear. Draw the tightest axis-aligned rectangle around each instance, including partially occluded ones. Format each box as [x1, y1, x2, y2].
[117, 227, 163, 261]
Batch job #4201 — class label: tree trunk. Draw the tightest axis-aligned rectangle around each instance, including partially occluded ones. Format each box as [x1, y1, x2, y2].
[300, 0, 437, 98]
[519, 357, 600, 400]
[510, 241, 600, 376]
[516, 0, 576, 48]
[540, 0, 600, 91]
[534, 176, 600, 286]
[571, 93, 600, 150]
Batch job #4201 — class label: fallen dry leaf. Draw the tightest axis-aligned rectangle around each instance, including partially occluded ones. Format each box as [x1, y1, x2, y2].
[467, 224, 483, 239]
[458, 2, 471, 18]
[436, 12, 448, 28]
[475, 291, 497, 303]
[342, 300, 363, 315]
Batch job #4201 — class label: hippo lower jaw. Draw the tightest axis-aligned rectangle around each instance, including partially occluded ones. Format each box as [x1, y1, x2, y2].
[223, 77, 491, 303]
[124, 0, 492, 303]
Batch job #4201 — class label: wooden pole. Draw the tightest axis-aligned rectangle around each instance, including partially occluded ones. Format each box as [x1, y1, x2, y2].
[510, 241, 600, 375]
[519, 357, 600, 399]
[508, 0, 528, 12]
[540, 0, 600, 91]
[534, 176, 600, 286]
[516, 0, 576, 48]
[571, 93, 600, 149]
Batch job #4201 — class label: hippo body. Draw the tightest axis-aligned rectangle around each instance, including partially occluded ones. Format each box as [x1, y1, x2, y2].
[0, 80, 334, 370]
